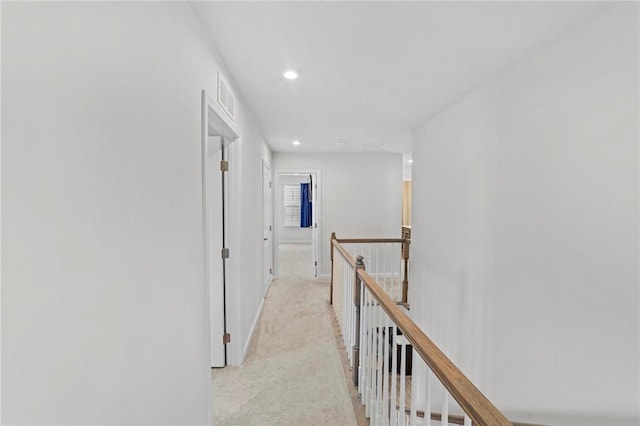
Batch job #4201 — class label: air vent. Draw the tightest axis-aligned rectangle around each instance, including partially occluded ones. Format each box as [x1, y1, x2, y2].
[217, 71, 235, 120]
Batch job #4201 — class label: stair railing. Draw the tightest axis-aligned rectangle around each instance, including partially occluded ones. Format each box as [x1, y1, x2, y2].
[330, 232, 410, 372]
[330, 235, 512, 426]
[331, 232, 410, 306]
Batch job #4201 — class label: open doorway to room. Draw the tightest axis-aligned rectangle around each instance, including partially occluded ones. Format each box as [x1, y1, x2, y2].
[274, 171, 321, 279]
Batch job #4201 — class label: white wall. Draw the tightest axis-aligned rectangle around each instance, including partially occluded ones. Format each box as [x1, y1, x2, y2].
[276, 174, 313, 244]
[273, 152, 402, 276]
[411, 5, 638, 425]
[402, 153, 413, 182]
[2, 2, 270, 424]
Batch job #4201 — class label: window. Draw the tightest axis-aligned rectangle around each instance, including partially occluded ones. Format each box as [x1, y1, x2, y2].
[283, 184, 300, 227]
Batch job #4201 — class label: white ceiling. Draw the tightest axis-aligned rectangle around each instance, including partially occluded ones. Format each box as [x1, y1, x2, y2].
[191, 1, 610, 154]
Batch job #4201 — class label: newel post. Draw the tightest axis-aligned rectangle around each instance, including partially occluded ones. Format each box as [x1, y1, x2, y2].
[329, 232, 337, 305]
[402, 238, 410, 305]
[353, 255, 365, 386]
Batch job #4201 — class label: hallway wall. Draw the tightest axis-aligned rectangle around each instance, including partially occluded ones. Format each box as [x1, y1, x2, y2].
[2, 2, 270, 424]
[411, 4, 638, 424]
[273, 152, 402, 276]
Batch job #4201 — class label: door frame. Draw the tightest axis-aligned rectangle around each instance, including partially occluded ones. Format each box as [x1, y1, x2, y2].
[201, 90, 239, 424]
[204, 136, 226, 369]
[273, 170, 322, 278]
[262, 160, 273, 295]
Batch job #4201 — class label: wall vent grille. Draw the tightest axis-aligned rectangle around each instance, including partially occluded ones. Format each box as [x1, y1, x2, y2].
[217, 71, 235, 120]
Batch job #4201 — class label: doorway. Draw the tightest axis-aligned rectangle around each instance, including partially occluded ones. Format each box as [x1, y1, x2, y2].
[274, 171, 321, 279]
[202, 91, 238, 368]
[262, 161, 273, 294]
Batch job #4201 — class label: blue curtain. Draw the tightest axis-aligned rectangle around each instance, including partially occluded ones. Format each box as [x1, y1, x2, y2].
[300, 183, 312, 228]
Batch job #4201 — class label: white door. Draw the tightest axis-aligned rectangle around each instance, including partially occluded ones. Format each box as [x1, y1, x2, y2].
[311, 175, 319, 277]
[205, 136, 225, 367]
[262, 162, 273, 294]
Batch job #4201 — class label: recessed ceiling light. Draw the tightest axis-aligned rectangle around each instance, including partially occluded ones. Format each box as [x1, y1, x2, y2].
[292, 140, 301, 146]
[408, 159, 413, 164]
[283, 70, 299, 80]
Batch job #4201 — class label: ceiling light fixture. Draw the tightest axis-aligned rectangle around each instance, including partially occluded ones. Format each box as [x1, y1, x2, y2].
[292, 140, 301, 146]
[408, 159, 413, 164]
[283, 70, 299, 80]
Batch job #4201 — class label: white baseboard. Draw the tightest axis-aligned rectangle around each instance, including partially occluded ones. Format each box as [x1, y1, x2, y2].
[241, 293, 266, 363]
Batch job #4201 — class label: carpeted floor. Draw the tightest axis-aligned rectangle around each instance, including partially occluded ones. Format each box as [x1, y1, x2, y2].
[211, 244, 358, 425]
[276, 243, 316, 279]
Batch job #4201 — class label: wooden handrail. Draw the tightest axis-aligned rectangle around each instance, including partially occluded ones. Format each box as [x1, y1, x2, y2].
[332, 238, 357, 266]
[409, 411, 543, 426]
[336, 238, 404, 244]
[331, 233, 411, 304]
[357, 268, 512, 426]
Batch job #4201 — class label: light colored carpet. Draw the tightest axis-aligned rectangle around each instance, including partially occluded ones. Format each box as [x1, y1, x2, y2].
[211, 244, 358, 426]
[277, 243, 316, 279]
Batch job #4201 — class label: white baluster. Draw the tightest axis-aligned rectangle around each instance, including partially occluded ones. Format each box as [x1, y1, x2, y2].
[425, 369, 431, 426]
[441, 392, 449, 426]
[383, 243, 388, 295]
[371, 305, 380, 425]
[390, 324, 398, 425]
[409, 354, 417, 425]
[399, 339, 406, 426]
[343, 264, 348, 356]
[341, 262, 347, 340]
[384, 244, 387, 299]
[362, 287, 369, 411]
[349, 267, 354, 363]
[365, 290, 373, 418]
[349, 265, 354, 360]
[369, 290, 376, 417]
[343, 264, 348, 351]
[340, 259, 344, 341]
[389, 243, 394, 298]
[350, 267, 355, 366]
[396, 243, 401, 301]
[359, 280, 365, 393]
[375, 244, 380, 288]
[388, 243, 393, 299]
[379, 305, 387, 425]
[382, 312, 390, 425]
[367, 295, 375, 421]
[394, 244, 398, 299]
[347, 264, 351, 359]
